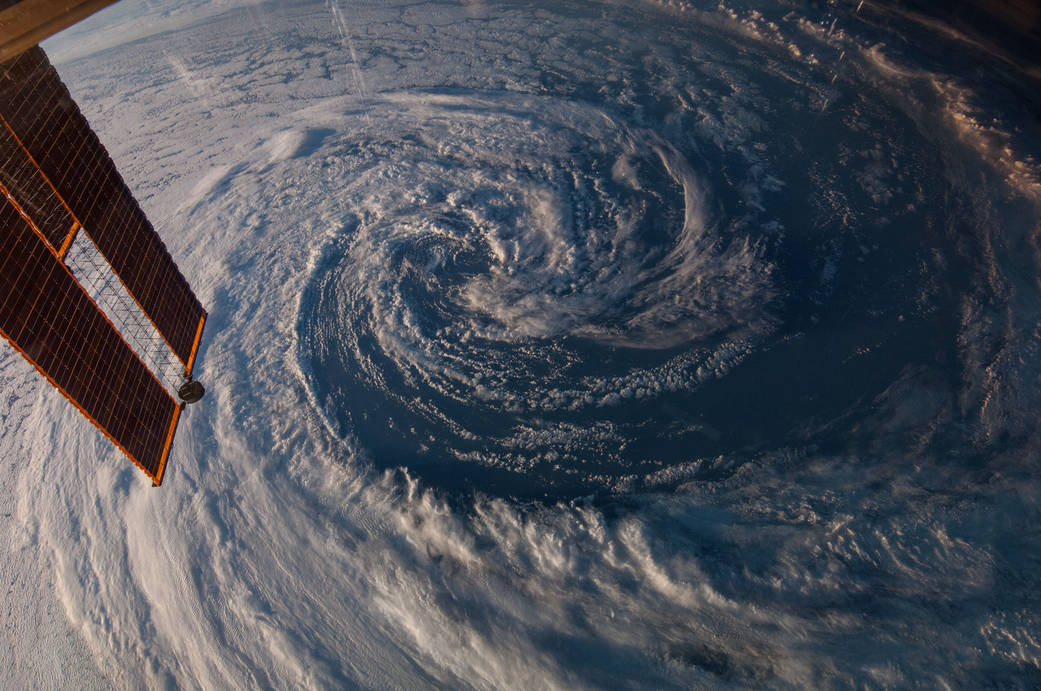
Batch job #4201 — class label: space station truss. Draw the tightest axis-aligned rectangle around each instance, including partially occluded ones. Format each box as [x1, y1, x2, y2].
[0, 45, 206, 485]
[0, 1, 123, 63]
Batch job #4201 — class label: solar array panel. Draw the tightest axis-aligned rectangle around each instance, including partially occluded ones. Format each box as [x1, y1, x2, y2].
[0, 191, 180, 483]
[0, 46, 206, 369]
[0, 116, 77, 253]
[0, 43, 206, 484]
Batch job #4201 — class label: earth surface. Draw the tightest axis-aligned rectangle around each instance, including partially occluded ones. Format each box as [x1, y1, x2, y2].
[2, 0, 1041, 687]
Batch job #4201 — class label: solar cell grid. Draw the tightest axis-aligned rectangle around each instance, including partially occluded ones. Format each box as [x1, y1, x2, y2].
[0, 123, 74, 250]
[0, 130, 71, 245]
[0, 46, 205, 370]
[0, 179, 180, 480]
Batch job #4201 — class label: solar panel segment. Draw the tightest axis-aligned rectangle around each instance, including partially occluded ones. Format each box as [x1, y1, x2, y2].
[0, 35, 206, 485]
[0, 46, 207, 370]
[0, 192, 181, 483]
[0, 115, 77, 253]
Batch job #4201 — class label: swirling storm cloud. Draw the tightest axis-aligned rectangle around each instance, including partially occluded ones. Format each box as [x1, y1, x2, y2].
[1, 0, 1040, 687]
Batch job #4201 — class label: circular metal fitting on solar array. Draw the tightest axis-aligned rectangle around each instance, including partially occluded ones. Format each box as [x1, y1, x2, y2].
[178, 379, 205, 404]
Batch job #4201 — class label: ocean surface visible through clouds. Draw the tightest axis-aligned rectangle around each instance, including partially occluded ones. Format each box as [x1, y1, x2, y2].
[2, 0, 1040, 687]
